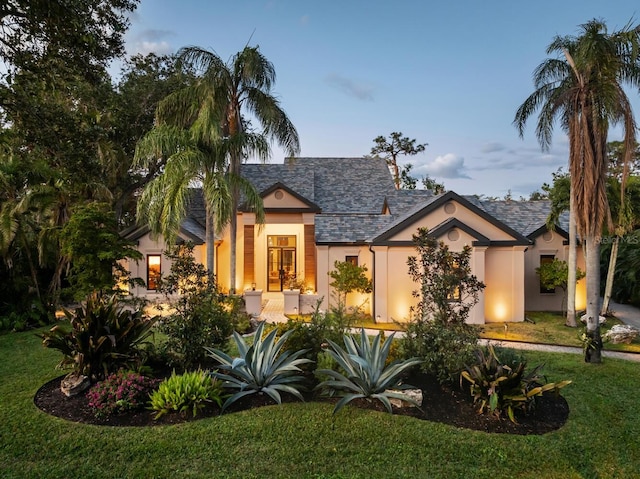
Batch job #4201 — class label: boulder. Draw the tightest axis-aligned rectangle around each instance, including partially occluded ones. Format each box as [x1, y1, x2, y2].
[387, 388, 423, 408]
[60, 372, 90, 397]
[603, 324, 640, 344]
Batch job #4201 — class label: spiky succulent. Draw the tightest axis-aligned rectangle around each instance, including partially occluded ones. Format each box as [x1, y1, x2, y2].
[315, 329, 423, 414]
[205, 321, 312, 412]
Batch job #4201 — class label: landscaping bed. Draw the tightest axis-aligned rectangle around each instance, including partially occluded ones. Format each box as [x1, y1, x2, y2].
[34, 371, 569, 435]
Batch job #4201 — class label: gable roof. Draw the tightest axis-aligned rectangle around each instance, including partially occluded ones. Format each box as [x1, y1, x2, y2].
[254, 182, 321, 213]
[371, 191, 531, 245]
[241, 157, 395, 214]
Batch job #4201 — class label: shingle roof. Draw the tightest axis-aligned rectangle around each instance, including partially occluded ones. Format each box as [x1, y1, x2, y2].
[241, 157, 395, 214]
[472, 199, 568, 237]
[157, 157, 565, 246]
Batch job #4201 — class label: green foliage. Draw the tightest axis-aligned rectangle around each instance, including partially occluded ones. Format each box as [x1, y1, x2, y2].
[402, 320, 480, 384]
[370, 131, 427, 189]
[601, 229, 640, 306]
[206, 321, 312, 413]
[86, 370, 159, 418]
[275, 299, 356, 367]
[407, 227, 485, 324]
[156, 244, 244, 369]
[60, 202, 142, 299]
[315, 330, 423, 414]
[536, 258, 585, 292]
[149, 370, 224, 419]
[461, 345, 571, 423]
[403, 227, 483, 383]
[328, 260, 372, 313]
[40, 292, 157, 380]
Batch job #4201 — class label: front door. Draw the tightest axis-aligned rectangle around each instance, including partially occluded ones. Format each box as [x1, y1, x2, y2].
[267, 235, 296, 292]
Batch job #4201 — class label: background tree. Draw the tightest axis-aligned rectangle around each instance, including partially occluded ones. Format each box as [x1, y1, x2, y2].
[60, 202, 142, 300]
[600, 144, 640, 314]
[514, 19, 640, 362]
[0, 0, 139, 325]
[370, 132, 427, 190]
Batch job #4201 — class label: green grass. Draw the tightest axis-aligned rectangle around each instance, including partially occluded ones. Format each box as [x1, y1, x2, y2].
[480, 312, 640, 353]
[2, 327, 640, 478]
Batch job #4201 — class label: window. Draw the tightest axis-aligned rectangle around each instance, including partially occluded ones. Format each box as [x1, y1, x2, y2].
[345, 255, 358, 266]
[447, 260, 462, 302]
[147, 255, 161, 290]
[539, 255, 556, 294]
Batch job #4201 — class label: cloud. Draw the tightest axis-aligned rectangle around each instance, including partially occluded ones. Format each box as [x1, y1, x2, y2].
[481, 142, 506, 153]
[128, 29, 175, 56]
[300, 14, 310, 25]
[325, 73, 374, 101]
[415, 154, 471, 179]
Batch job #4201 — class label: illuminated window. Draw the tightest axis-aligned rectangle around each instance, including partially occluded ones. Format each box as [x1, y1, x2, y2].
[539, 255, 556, 294]
[345, 256, 358, 266]
[447, 260, 462, 301]
[147, 255, 161, 290]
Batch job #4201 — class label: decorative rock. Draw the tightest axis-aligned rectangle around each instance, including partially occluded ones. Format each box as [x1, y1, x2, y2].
[60, 372, 90, 397]
[580, 314, 606, 325]
[603, 324, 640, 344]
[387, 388, 423, 408]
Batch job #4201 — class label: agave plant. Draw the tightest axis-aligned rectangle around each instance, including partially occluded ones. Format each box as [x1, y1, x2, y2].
[460, 344, 572, 423]
[205, 321, 312, 412]
[315, 329, 423, 414]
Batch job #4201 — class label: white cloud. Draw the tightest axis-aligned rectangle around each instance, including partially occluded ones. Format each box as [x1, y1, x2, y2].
[416, 153, 470, 179]
[127, 29, 175, 56]
[325, 73, 374, 101]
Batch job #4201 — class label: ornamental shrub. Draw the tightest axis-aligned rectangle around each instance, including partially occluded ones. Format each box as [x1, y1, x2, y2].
[156, 244, 248, 369]
[86, 370, 159, 418]
[149, 370, 224, 419]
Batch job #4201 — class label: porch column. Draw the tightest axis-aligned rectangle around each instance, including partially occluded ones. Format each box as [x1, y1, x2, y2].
[316, 245, 330, 310]
[511, 246, 527, 322]
[243, 225, 255, 290]
[374, 246, 389, 322]
[470, 245, 487, 324]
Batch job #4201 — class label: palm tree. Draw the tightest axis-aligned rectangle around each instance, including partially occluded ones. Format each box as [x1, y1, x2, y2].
[514, 19, 640, 362]
[176, 46, 300, 292]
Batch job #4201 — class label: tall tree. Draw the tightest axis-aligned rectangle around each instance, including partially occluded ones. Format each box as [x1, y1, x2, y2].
[370, 132, 427, 190]
[0, 0, 138, 77]
[175, 46, 300, 292]
[514, 19, 640, 362]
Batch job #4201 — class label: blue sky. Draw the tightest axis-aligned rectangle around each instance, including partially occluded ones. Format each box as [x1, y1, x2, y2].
[123, 1, 640, 198]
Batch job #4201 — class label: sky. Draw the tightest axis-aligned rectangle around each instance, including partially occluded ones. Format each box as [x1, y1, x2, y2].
[121, 0, 640, 198]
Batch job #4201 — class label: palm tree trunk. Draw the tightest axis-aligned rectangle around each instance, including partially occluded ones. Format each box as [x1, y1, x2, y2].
[229, 195, 237, 294]
[205, 204, 215, 277]
[584, 234, 603, 363]
[600, 236, 618, 315]
[566, 194, 578, 327]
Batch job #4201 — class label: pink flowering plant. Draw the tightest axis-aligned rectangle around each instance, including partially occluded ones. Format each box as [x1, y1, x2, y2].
[86, 370, 159, 417]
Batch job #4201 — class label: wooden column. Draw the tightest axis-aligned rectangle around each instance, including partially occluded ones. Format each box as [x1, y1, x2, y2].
[304, 224, 316, 292]
[243, 225, 254, 287]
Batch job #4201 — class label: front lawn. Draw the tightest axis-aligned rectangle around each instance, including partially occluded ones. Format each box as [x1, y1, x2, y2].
[480, 312, 640, 353]
[1, 327, 640, 478]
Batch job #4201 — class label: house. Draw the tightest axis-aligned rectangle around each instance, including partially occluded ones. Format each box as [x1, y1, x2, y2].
[122, 157, 586, 324]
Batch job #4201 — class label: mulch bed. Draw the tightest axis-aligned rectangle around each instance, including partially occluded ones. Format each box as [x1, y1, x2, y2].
[34, 372, 569, 434]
